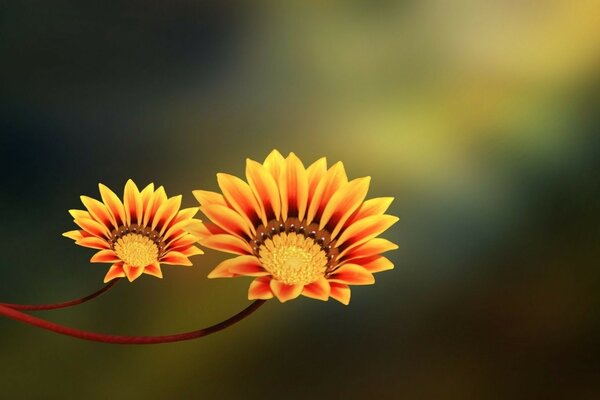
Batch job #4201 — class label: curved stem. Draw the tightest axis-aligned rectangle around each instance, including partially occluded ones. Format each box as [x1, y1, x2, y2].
[0, 300, 266, 344]
[0, 280, 119, 311]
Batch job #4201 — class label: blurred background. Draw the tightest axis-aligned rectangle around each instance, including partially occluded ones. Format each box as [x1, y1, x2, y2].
[1, 1, 599, 399]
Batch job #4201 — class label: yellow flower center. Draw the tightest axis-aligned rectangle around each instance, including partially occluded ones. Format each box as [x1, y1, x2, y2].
[114, 233, 159, 267]
[259, 233, 328, 285]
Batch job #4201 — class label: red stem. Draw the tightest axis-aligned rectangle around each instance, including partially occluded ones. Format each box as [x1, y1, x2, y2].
[0, 300, 266, 344]
[0, 280, 119, 311]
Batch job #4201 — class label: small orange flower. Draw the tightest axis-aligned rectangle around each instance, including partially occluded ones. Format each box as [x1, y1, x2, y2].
[63, 180, 203, 283]
[188, 150, 398, 304]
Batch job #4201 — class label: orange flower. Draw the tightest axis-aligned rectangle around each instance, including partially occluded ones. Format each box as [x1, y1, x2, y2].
[63, 180, 203, 283]
[189, 150, 398, 304]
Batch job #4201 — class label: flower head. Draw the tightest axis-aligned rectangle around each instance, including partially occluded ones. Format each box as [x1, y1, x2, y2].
[63, 180, 203, 283]
[189, 150, 398, 304]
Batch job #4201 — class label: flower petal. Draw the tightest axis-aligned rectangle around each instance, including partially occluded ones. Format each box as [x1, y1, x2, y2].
[63, 230, 84, 241]
[123, 264, 144, 282]
[248, 277, 274, 300]
[329, 283, 351, 305]
[99, 183, 126, 228]
[152, 195, 182, 235]
[246, 158, 281, 223]
[74, 217, 110, 239]
[167, 234, 200, 252]
[341, 238, 399, 263]
[306, 161, 348, 225]
[76, 236, 110, 250]
[357, 255, 394, 273]
[104, 263, 125, 283]
[200, 204, 253, 239]
[90, 249, 121, 263]
[143, 262, 163, 279]
[80, 195, 116, 230]
[279, 152, 309, 221]
[200, 234, 254, 255]
[270, 280, 303, 303]
[328, 264, 375, 285]
[192, 190, 227, 207]
[217, 173, 262, 230]
[208, 255, 268, 279]
[123, 179, 143, 226]
[320, 177, 371, 239]
[179, 246, 204, 257]
[69, 209, 90, 220]
[337, 214, 399, 256]
[143, 186, 167, 228]
[302, 277, 331, 301]
[161, 251, 193, 266]
[345, 197, 394, 227]
[306, 157, 327, 200]
[263, 149, 285, 180]
[140, 183, 155, 213]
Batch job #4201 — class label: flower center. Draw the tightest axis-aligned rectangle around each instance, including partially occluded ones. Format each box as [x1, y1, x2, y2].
[114, 233, 159, 267]
[259, 232, 328, 285]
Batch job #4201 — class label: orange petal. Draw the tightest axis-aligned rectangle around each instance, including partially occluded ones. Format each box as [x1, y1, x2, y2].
[76, 236, 110, 250]
[167, 234, 199, 252]
[306, 161, 348, 225]
[139, 183, 155, 214]
[201, 204, 252, 239]
[345, 197, 394, 227]
[246, 159, 281, 223]
[99, 183, 126, 227]
[270, 280, 303, 303]
[143, 262, 163, 279]
[329, 282, 351, 305]
[74, 217, 110, 239]
[306, 157, 327, 200]
[123, 179, 143, 226]
[161, 251, 193, 266]
[248, 277, 274, 300]
[143, 186, 167, 228]
[302, 277, 331, 301]
[104, 263, 125, 283]
[337, 214, 399, 255]
[123, 264, 144, 282]
[328, 264, 375, 285]
[163, 219, 193, 244]
[152, 195, 182, 235]
[217, 173, 262, 230]
[208, 255, 268, 278]
[200, 234, 254, 255]
[69, 209, 90, 220]
[192, 190, 227, 207]
[170, 207, 199, 226]
[90, 249, 121, 263]
[179, 246, 204, 257]
[279, 152, 309, 221]
[341, 238, 399, 263]
[80, 195, 116, 229]
[263, 149, 285, 180]
[63, 230, 84, 241]
[184, 220, 217, 240]
[357, 255, 394, 273]
[320, 177, 371, 239]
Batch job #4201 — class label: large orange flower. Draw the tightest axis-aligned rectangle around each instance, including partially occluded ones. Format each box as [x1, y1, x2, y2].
[188, 150, 398, 304]
[63, 180, 203, 283]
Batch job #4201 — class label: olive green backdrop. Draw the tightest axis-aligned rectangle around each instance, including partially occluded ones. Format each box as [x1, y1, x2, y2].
[1, 2, 599, 399]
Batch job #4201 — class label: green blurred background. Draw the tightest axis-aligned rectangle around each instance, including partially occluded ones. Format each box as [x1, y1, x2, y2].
[1, 1, 600, 399]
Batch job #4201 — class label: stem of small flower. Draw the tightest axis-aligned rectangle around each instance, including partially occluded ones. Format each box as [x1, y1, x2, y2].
[0, 300, 266, 345]
[0, 280, 119, 311]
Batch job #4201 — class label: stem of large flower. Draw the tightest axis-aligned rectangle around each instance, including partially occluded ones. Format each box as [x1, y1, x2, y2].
[0, 300, 266, 344]
[0, 280, 119, 311]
